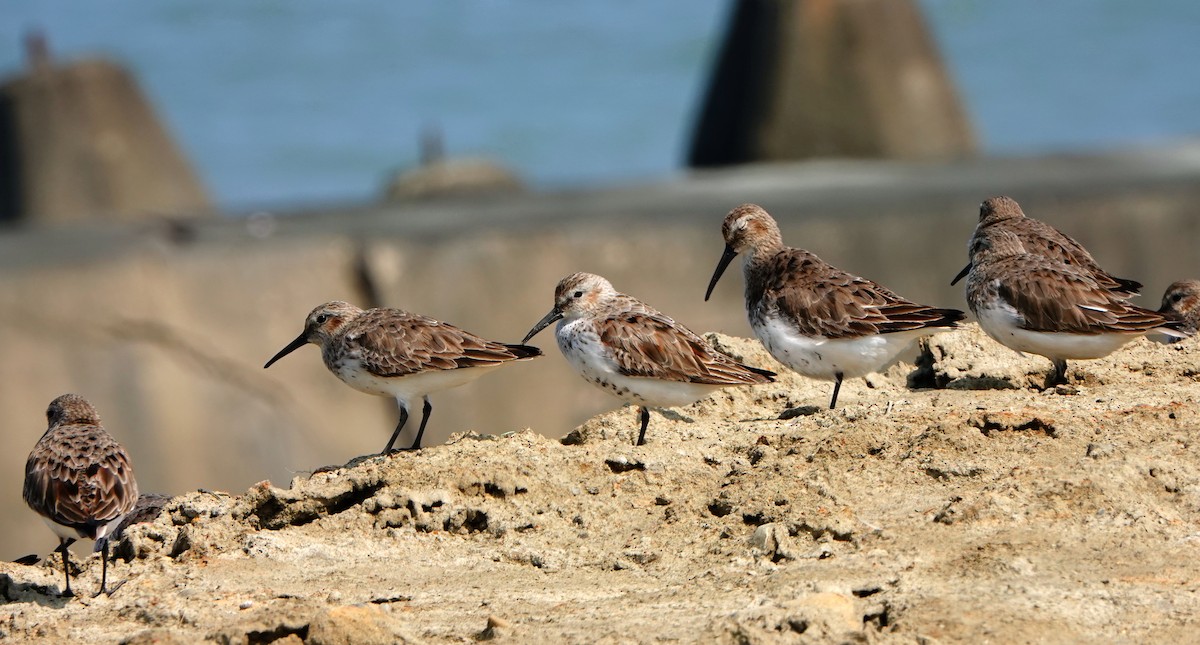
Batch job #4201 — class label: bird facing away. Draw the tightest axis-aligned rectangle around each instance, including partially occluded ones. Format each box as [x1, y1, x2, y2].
[951, 196, 1142, 297]
[705, 203, 965, 410]
[965, 229, 1185, 385]
[265, 301, 542, 453]
[523, 272, 775, 446]
[23, 394, 139, 597]
[1157, 280, 1200, 342]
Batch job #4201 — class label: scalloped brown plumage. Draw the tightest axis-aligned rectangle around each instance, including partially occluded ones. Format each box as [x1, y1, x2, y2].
[952, 196, 1142, 297]
[706, 203, 964, 410]
[265, 301, 541, 454]
[23, 393, 138, 597]
[965, 228, 1184, 385]
[523, 272, 774, 446]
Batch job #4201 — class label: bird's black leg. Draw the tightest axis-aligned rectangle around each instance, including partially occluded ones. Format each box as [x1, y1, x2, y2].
[57, 538, 75, 598]
[94, 539, 110, 597]
[829, 372, 845, 409]
[408, 397, 432, 451]
[1050, 359, 1069, 387]
[382, 406, 409, 454]
[635, 407, 650, 446]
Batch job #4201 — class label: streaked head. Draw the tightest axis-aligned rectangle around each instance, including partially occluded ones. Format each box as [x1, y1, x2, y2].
[46, 393, 101, 427]
[978, 196, 1026, 224]
[523, 272, 616, 342]
[969, 228, 1027, 263]
[264, 301, 364, 368]
[706, 204, 782, 301]
[720, 203, 782, 254]
[1159, 280, 1200, 319]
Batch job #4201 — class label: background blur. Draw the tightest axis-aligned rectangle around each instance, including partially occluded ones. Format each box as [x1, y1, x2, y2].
[1, 0, 1199, 560]
[3, 0, 1200, 209]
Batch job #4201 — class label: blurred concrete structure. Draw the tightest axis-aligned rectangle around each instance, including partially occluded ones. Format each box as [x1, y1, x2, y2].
[383, 126, 525, 201]
[0, 35, 210, 223]
[2, 143, 1200, 560]
[690, 0, 975, 166]
[382, 158, 524, 201]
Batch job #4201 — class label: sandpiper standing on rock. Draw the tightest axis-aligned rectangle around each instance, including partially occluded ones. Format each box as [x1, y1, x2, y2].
[23, 394, 139, 597]
[1156, 280, 1200, 342]
[706, 203, 965, 410]
[951, 196, 1142, 297]
[965, 229, 1185, 385]
[523, 272, 775, 446]
[265, 301, 542, 453]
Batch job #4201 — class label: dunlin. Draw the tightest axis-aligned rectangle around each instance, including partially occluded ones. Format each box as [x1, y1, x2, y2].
[1157, 279, 1200, 341]
[705, 203, 965, 409]
[951, 196, 1142, 297]
[265, 301, 541, 453]
[965, 229, 1185, 385]
[523, 272, 774, 446]
[23, 394, 139, 597]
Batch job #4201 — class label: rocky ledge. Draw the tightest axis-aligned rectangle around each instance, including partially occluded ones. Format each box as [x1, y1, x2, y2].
[2, 325, 1198, 644]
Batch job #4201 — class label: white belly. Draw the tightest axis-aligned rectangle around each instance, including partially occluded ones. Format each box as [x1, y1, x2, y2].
[42, 514, 123, 544]
[333, 360, 504, 448]
[975, 303, 1138, 360]
[753, 314, 941, 380]
[333, 360, 498, 408]
[555, 320, 720, 408]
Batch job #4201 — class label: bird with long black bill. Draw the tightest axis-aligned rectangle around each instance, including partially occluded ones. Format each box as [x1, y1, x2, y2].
[265, 301, 541, 453]
[706, 203, 964, 410]
[524, 272, 774, 446]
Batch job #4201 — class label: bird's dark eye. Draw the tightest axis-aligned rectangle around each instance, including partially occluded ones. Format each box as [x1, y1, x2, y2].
[316, 314, 329, 324]
[573, 290, 583, 298]
[1172, 294, 1185, 303]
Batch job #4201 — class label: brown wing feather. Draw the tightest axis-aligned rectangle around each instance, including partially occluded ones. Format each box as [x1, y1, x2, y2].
[346, 309, 538, 377]
[993, 256, 1168, 333]
[595, 308, 773, 386]
[24, 425, 139, 538]
[991, 219, 1142, 296]
[756, 249, 963, 338]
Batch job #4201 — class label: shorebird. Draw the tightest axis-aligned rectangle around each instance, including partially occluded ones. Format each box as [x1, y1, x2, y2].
[1157, 280, 1200, 342]
[23, 394, 139, 597]
[951, 196, 1142, 297]
[705, 203, 965, 409]
[523, 272, 775, 446]
[965, 228, 1185, 385]
[265, 301, 541, 453]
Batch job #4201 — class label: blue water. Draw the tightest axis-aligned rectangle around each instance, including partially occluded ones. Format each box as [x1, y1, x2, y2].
[2, 1, 1199, 210]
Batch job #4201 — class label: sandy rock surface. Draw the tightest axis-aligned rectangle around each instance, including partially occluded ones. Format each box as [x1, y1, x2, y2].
[2, 325, 1199, 644]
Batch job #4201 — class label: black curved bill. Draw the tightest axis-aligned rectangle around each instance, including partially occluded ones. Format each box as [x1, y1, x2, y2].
[264, 332, 308, 369]
[705, 245, 738, 301]
[522, 309, 563, 344]
[949, 262, 972, 286]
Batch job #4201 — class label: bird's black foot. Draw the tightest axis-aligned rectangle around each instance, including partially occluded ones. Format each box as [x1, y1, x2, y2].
[93, 580, 126, 598]
[1043, 360, 1070, 389]
[343, 453, 389, 470]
